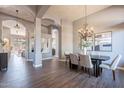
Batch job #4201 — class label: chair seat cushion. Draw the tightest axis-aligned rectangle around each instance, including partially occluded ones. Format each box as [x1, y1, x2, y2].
[102, 61, 112, 65]
[100, 63, 111, 69]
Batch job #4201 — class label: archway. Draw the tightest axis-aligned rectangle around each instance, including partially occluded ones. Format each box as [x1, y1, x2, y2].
[2, 20, 27, 58]
[42, 18, 60, 59]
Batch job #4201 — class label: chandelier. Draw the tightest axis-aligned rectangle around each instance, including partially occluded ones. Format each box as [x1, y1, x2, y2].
[78, 5, 94, 41]
[14, 10, 20, 30]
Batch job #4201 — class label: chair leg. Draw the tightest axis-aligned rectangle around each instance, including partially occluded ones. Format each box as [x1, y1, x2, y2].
[112, 70, 115, 81]
[70, 63, 72, 69]
[82, 66, 84, 71]
[65, 58, 67, 63]
[84, 67, 85, 72]
[78, 65, 80, 71]
[99, 68, 102, 75]
[85, 67, 86, 72]
[71, 64, 73, 69]
[88, 68, 91, 78]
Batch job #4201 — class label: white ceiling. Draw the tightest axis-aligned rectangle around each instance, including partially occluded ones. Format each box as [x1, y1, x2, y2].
[44, 5, 111, 22]
[83, 5, 124, 31]
[0, 5, 124, 31]
[0, 5, 37, 22]
[0, 5, 111, 24]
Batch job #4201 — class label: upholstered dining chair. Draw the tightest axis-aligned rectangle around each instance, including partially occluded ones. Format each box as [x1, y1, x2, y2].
[69, 54, 80, 70]
[64, 51, 71, 63]
[100, 54, 121, 80]
[79, 54, 93, 77]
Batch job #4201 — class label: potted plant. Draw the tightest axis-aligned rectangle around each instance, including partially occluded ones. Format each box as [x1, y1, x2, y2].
[79, 38, 92, 55]
[0, 38, 7, 52]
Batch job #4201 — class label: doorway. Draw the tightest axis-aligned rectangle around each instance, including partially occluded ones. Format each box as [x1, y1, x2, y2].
[2, 20, 27, 59]
[52, 28, 59, 58]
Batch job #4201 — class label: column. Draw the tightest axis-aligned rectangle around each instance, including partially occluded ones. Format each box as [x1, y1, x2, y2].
[25, 28, 30, 60]
[0, 20, 3, 53]
[0, 19, 2, 40]
[33, 18, 42, 67]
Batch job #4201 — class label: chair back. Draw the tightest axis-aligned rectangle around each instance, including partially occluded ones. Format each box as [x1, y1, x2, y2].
[111, 54, 121, 70]
[64, 51, 70, 55]
[79, 54, 93, 68]
[70, 54, 79, 65]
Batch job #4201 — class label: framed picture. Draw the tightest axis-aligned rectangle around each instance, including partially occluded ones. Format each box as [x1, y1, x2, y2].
[94, 31, 112, 52]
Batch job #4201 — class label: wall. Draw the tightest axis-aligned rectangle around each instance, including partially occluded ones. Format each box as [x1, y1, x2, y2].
[61, 19, 73, 58]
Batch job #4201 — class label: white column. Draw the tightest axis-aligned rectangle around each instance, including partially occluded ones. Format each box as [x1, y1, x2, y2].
[0, 20, 2, 40]
[0, 20, 3, 53]
[33, 18, 42, 67]
[25, 28, 30, 60]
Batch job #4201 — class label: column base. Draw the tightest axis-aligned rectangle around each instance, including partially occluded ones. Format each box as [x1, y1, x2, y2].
[33, 64, 42, 68]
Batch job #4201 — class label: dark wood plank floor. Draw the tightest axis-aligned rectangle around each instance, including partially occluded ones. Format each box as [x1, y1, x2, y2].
[0, 54, 124, 88]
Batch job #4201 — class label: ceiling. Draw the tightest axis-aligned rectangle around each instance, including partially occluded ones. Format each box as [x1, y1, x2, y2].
[0, 5, 124, 31]
[0, 5, 111, 24]
[82, 5, 124, 31]
[43, 5, 111, 22]
[0, 5, 37, 22]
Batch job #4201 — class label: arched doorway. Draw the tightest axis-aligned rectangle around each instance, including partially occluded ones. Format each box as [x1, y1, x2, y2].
[52, 27, 59, 58]
[2, 20, 26, 58]
[41, 18, 60, 59]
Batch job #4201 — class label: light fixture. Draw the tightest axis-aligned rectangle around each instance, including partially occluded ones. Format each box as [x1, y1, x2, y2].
[14, 10, 20, 30]
[78, 5, 94, 41]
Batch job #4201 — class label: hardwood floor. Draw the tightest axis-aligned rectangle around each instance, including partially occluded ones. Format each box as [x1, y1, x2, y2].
[0, 54, 124, 88]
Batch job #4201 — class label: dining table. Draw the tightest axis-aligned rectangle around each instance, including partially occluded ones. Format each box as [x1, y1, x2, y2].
[90, 55, 110, 77]
[68, 54, 110, 77]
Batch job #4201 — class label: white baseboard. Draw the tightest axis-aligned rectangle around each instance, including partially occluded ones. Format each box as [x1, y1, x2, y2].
[33, 64, 42, 68]
[26, 57, 52, 62]
[117, 67, 124, 71]
[42, 57, 52, 60]
[58, 59, 66, 62]
[26, 59, 33, 61]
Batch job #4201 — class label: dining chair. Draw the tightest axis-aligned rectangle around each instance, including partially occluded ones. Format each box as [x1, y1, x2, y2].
[69, 54, 80, 70]
[79, 54, 93, 77]
[100, 54, 121, 80]
[64, 51, 70, 64]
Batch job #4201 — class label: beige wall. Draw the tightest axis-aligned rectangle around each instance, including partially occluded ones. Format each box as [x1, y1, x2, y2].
[61, 19, 73, 58]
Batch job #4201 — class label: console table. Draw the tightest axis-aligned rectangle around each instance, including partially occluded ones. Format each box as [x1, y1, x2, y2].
[0, 53, 8, 71]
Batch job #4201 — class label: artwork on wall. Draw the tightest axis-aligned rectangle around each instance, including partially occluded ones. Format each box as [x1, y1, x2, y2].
[94, 31, 112, 52]
[79, 31, 112, 52]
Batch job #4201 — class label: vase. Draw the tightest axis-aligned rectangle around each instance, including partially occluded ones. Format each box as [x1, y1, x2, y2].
[83, 47, 87, 55]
